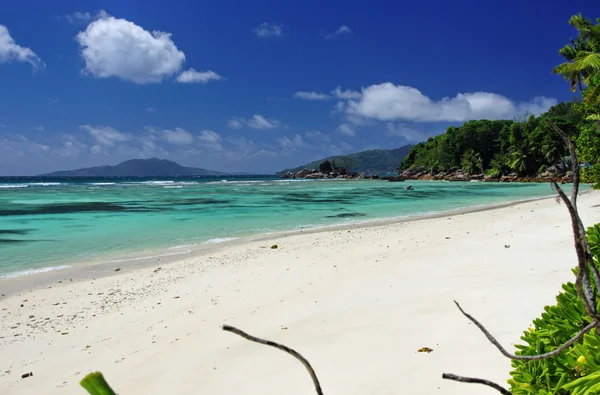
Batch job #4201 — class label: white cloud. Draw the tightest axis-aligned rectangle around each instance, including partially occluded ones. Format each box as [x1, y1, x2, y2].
[34, 126, 44, 132]
[227, 118, 244, 129]
[385, 123, 433, 142]
[145, 107, 157, 113]
[304, 130, 329, 141]
[325, 25, 352, 39]
[253, 22, 284, 38]
[336, 123, 355, 136]
[227, 115, 282, 130]
[254, 149, 277, 157]
[0, 25, 44, 69]
[176, 69, 222, 84]
[197, 130, 223, 151]
[65, 11, 93, 24]
[91, 144, 102, 154]
[278, 134, 306, 150]
[198, 130, 221, 144]
[75, 14, 186, 83]
[332, 86, 361, 99]
[60, 10, 109, 24]
[246, 114, 280, 130]
[161, 128, 194, 144]
[346, 82, 557, 122]
[293, 91, 330, 100]
[519, 97, 560, 117]
[81, 125, 130, 146]
[332, 101, 345, 114]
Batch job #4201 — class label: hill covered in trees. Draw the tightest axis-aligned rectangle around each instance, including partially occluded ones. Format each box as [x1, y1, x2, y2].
[38, 158, 226, 177]
[278, 145, 413, 176]
[398, 101, 594, 181]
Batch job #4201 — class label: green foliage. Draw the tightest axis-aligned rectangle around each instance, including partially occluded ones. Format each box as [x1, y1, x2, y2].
[553, 14, 600, 103]
[398, 105, 580, 177]
[460, 149, 482, 174]
[80, 372, 116, 395]
[508, 225, 600, 395]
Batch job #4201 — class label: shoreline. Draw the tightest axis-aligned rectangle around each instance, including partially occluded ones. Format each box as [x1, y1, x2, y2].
[1, 191, 599, 394]
[0, 191, 576, 295]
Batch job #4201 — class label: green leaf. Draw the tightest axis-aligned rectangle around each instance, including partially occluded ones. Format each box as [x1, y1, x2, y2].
[80, 372, 117, 395]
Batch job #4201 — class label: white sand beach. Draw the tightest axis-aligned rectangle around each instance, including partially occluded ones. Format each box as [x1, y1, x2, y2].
[1, 192, 599, 395]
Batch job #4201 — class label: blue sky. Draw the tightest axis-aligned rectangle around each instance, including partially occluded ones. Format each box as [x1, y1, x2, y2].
[0, 0, 597, 175]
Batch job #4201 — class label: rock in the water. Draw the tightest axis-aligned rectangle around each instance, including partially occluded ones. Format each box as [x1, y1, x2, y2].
[295, 168, 315, 178]
[305, 172, 325, 179]
[319, 160, 333, 174]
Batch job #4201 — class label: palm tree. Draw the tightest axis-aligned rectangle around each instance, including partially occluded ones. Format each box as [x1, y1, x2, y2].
[553, 14, 600, 104]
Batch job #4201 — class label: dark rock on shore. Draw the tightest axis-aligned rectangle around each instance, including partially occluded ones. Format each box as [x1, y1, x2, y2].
[380, 176, 405, 182]
[396, 167, 574, 183]
[281, 163, 379, 180]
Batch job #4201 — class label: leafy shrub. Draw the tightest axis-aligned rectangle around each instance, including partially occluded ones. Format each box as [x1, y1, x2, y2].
[508, 224, 600, 394]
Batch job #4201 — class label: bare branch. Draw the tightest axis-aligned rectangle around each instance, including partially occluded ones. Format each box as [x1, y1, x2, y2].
[454, 301, 598, 360]
[548, 121, 600, 295]
[551, 181, 598, 316]
[222, 325, 324, 395]
[548, 120, 579, 207]
[442, 373, 512, 395]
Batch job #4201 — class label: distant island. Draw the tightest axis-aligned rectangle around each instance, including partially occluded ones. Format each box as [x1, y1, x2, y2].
[37, 158, 228, 177]
[277, 145, 414, 177]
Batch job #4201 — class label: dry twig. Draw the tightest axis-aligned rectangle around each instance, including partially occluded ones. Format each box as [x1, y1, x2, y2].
[453, 300, 598, 360]
[442, 373, 512, 395]
[222, 325, 324, 395]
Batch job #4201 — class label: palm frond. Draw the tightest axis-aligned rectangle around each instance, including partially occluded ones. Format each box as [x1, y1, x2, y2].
[575, 52, 600, 71]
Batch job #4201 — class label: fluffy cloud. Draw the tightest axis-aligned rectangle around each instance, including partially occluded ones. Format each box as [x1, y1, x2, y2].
[227, 119, 244, 129]
[294, 91, 330, 100]
[176, 69, 222, 84]
[228, 115, 281, 130]
[253, 23, 284, 38]
[325, 25, 352, 39]
[336, 123, 355, 136]
[66, 11, 93, 23]
[161, 128, 194, 144]
[76, 14, 186, 83]
[0, 25, 44, 69]
[81, 125, 130, 146]
[304, 130, 330, 142]
[277, 134, 306, 150]
[385, 123, 436, 142]
[197, 130, 223, 151]
[345, 82, 557, 122]
[293, 87, 361, 101]
[332, 86, 361, 99]
[248, 115, 279, 129]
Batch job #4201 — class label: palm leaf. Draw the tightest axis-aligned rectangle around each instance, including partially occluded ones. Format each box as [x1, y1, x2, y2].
[575, 52, 600, 72]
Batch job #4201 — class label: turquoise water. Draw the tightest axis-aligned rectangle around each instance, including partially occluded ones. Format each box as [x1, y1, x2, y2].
[0, 177, 583, 278]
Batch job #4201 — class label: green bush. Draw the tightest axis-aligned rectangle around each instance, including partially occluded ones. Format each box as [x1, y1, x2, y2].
[508, 224, 600, 394]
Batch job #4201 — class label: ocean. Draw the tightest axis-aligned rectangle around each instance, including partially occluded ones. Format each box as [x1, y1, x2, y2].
[0, 176, 583, 279]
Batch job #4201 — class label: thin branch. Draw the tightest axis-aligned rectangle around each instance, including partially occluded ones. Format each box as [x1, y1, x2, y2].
[551, 181, 598, 316]
[548, 121, 600, 295]
[548, 120, 579, 207]
[453, 301, 598, 360]
[442, 373, 512, 395]
[222, 325, 324, 395]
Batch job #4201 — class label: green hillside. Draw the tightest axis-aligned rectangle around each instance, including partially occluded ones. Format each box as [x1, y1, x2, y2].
[277, 145, 414, 175]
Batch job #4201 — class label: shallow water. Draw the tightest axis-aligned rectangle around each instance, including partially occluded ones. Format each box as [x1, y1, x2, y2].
[0, 176, 583, 277]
